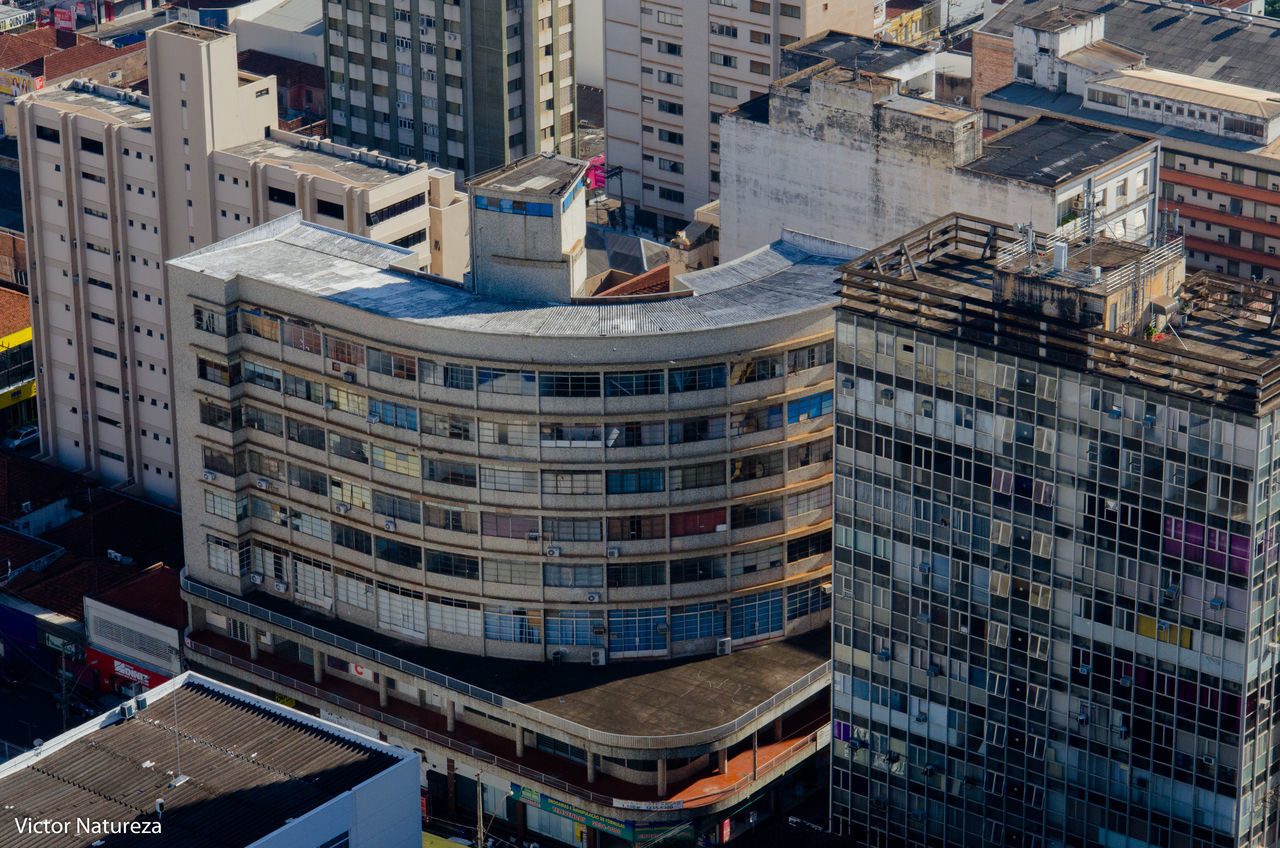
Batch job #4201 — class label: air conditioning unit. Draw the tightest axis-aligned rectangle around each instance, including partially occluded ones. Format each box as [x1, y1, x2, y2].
[546, 546, 562, 557]
[119, 703, 135, 719]
[655, 621, 668, 632]
[589, 648, 607, 666]
[1077, 712, 1090, 726]
[203, 470, 217, 482]
[918, 563, 931, 573]
[324, 401, 335, 410]
[366, 414, 380, 424]
[1157, 621, 1170, 632]
[585, 592, 601, 603]
[914, 712, 928, 723]
[250, 573, 264, 585]
[606, 547, 621, 558]
[526, 530, 540, 541]
[1079, 664, 1091, 675]
[256, 478, 270, 490]
[1203, 755, 1217, 767]
[384, 519, 397, 532]
[273, 580, 288, 592]
[1119, 675, 1133, 687]
[1210, 597, 1225, 610]
[877, 648, 891, 661]
[716, 637, 733, 656]
[715, 523, 728, 532]
[335, 502, 351, 515]
[342, 371, 356, 383]
[926, 666, 940, 677]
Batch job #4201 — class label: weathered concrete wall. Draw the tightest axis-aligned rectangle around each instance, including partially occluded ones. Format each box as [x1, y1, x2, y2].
[719, 83, 1058, 259]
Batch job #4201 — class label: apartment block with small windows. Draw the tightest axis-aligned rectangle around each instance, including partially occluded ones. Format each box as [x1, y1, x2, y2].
[603, 0, 875, 233]
[18, 21, 467, 506]
[324, 0, 576, 175]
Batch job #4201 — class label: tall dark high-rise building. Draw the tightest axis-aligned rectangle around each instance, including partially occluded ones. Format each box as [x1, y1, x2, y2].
[832, 212, 1280, 847]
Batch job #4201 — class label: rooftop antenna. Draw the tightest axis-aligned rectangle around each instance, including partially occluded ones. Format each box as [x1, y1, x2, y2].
[169, 692, 188, 787]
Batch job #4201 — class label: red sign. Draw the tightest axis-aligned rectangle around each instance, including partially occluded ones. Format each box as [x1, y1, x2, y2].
[720, 818, 731, 844]
[53, 7, 74, 31]
[84, 646, 170, 694]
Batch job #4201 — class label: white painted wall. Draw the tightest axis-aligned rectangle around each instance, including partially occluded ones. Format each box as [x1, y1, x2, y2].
[574, 0, 605, 90]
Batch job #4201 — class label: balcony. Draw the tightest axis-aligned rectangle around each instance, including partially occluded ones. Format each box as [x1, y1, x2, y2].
[185, 628, 829, 812]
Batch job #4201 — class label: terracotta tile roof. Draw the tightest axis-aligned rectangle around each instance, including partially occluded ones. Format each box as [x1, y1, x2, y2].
[4, 555, 139, 621]
[90, 562, 185, 629]
[15, 39, 145, 82]
[0, 454, 85, 520]
[0, 527, 60, 574]
[0, 32, 55, 71]
[40, 495, 183, 566]
[237, 49, 323, 89]
[0, 287, 28, 339]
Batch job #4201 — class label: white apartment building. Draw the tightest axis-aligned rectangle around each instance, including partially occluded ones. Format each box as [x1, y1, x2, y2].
[324, 0, 576, 176]
[18, 21, 468, 507]
[717, 33, 1159, 260]
[603, 0, 873, 232]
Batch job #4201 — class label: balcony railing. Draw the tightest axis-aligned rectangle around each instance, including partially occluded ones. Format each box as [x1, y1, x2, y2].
[187, 638, 826, 811]
[181, 569, 831, 751]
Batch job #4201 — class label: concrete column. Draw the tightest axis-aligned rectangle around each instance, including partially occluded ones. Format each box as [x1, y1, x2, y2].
[446, 699, 456, 733]
[586, 751, 596, 784]
[515, 727, 525, 758]
[312, 649, 324, 684]
[248, 628, 259, 661]
[378, 673, 389, 708]
[446, 758, 456, 812]
[717, 748, 728, 774]
[773, 716, 784, 740]
[657, 757, 668, 797]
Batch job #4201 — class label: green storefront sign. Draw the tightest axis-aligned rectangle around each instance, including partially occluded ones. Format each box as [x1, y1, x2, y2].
[511, 783, 635, 841]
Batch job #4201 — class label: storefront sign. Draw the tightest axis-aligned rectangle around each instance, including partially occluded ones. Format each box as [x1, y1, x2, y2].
[510, 784, 634, 841]
[53, 7, 74, 30]
[85, 646, 169, 693]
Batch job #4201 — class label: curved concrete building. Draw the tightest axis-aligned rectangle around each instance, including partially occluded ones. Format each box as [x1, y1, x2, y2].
[172, 154, 848, 843]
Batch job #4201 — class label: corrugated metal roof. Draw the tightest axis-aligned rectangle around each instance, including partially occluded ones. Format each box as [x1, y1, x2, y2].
[1092, 66, 1280, 119]
[0, 680, 399, 848]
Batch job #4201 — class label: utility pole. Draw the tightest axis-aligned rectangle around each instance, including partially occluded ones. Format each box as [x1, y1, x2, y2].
[59, 651, 68, 732]
[476, 774, 485, 848]
[751, 730, 758, 781]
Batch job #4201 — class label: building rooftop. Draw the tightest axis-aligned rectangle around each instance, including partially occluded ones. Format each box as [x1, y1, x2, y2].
[983, 83, 1276, 155]
[983, 0, 1280, 93]
[236, 0, 323, 35]
[0, 527, 61, 577]
[963, 116, 1151, 187]
[838, 213, 1280, 414]
[782, 30, 932, 77]
[1021, 6, 1100, 32]
[89, 563, 185, 630]
[0, 454, 86, 521]
[221, 133, 418, 185]
[468, 152, 586, 197]
[172, 215, 846, 338]
[3, 555, 145, 621]
[879, 93, 973, 122]
[0, 674, 408, 848]
[154, 20, 232, 41]
[0, 286, 29, 339]
[15, 39, 145, 83]
[205, 583, 830, 736]
[1058, 40, 1145, 75]
[30, 82, 152, 126]
[1092, 66, 1280, 119]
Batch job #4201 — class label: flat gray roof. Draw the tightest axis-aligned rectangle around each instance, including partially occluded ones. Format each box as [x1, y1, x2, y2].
[222, 135, 416, 186]
[782, 30, 931, 77]
[172, 216, 845, 337]
[963, 117, 1150, 186]
[468, 152, 586, 197]
[34, 83, 152, 125]
[983, 0, 1280, 93]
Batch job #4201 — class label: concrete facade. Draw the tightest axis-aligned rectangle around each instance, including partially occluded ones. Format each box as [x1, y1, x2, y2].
[18, 22, 468, 506]
[323, 0, 576, 176]
[717, 52, 1159, 261]
[603, 0, 873, 232]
